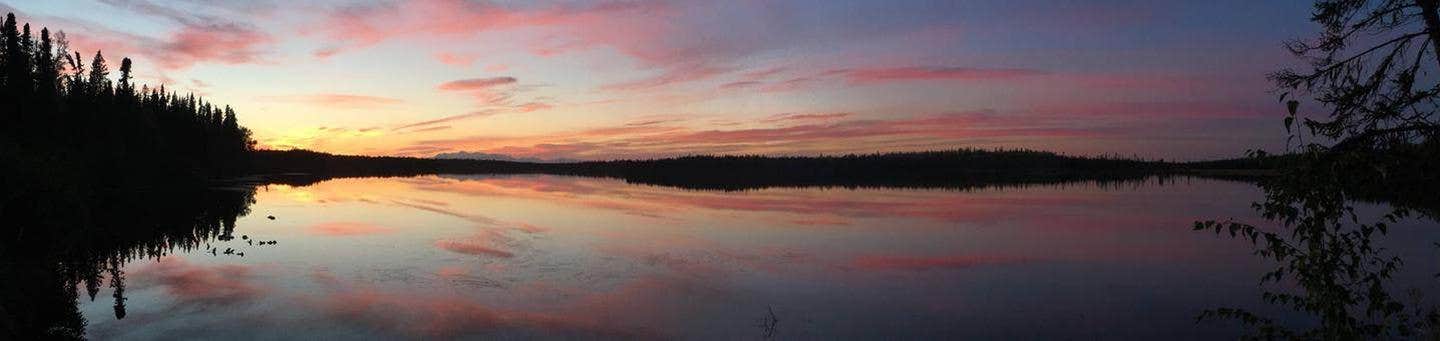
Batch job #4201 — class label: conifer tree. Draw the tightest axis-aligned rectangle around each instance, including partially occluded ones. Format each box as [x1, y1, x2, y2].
[88, 50, 108, 93]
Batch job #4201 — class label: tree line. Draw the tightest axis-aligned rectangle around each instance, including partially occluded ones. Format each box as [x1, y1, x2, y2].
[0, 12, 254, 188]
[250, 148, 1178, 191]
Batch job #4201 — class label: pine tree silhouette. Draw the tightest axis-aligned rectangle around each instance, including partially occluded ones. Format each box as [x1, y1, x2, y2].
[0, 12, 256, 185]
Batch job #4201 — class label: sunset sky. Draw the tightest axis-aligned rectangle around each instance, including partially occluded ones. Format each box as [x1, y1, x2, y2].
[1, 0, 1316, 160]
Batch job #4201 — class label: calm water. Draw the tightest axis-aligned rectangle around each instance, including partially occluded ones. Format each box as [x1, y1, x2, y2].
[67, 175, 1440, 339]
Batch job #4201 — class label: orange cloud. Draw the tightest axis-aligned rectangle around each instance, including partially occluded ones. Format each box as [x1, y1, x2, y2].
[515, 102, 553, 112]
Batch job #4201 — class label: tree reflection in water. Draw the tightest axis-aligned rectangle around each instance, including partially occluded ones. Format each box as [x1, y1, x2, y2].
[0, 186, 256, 340]
[3, 170, 1433, 339]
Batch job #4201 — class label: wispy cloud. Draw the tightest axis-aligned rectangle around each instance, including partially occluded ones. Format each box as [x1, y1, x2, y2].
[401, 110, 1105, 160]
[438, 77, 519, 91]
[434, 77, 552, 115]
[836, 66, 1045, 84]
[32, 0, 281, 71]
[393, 110, 503, 131]
[434, 51, 480, 67]
[257, 94, 403, 108]
[761, 113, 852, 123]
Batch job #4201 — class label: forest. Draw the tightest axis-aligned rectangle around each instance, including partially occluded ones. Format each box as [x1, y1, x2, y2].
[0, 13, 254, 194]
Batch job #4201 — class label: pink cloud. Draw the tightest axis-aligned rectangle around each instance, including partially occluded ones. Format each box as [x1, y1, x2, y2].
[741, 66, 788, 79]
[515, 102, 553, 112]
[307, 0, 651, 58]
[435, 51, 480, 67]
[48, 13, 273, 71]
[718, 80, 762, 90]
[163, 24, 273, 67]
[434, 77, 551, 113]
[303, 1, 761, 90]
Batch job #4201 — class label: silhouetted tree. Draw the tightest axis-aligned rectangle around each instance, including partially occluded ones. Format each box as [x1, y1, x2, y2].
[1272, 0, 1440, 151]
[2, 13, 26, 117]
[1198, 1, 1440, 338]
[86, 50, 107, 93]
[116, 57, 132, 97]
[34, 29, 55, 104]
[0, 12, 256, 185]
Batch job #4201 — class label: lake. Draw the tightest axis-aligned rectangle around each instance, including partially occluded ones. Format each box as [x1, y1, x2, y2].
[42, 175, 1439, 339]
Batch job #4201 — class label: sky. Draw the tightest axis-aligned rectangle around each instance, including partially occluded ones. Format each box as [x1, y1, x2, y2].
[0, 0, 1320, 161]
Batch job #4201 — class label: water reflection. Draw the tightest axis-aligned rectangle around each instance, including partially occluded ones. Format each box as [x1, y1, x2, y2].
[0, 187, 256, 339]
[1, 175, 1435, 339]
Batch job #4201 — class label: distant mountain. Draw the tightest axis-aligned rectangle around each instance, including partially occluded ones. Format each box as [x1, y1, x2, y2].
[433, 151, 578, 163]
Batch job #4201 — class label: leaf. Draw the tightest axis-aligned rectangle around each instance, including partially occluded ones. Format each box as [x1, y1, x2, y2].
[1286, 100, 1299, 116]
